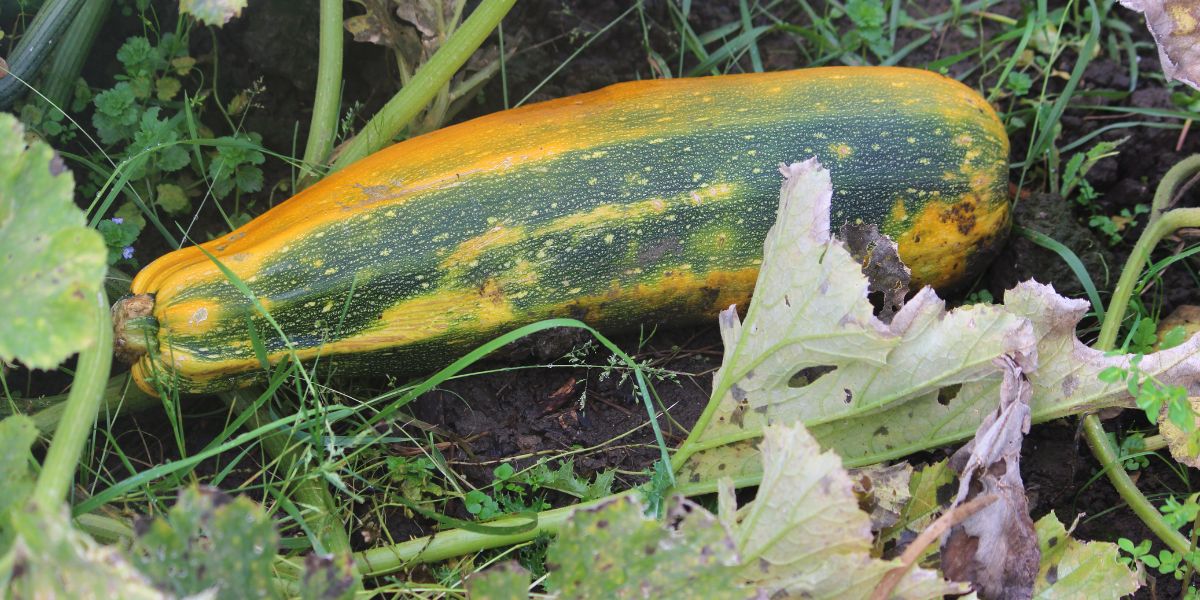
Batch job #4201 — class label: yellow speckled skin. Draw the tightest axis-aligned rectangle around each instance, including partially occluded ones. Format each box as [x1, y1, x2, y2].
[122, 67, 1010, 395]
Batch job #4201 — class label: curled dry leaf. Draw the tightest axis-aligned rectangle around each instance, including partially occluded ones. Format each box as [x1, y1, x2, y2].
[942, 356, 1039, 600]
[1118, 0, 1200, 89]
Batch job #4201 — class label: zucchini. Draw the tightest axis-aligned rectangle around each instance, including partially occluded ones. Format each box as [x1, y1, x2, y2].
[114, 66, 1011, 396]
[0, 0, 84, 108]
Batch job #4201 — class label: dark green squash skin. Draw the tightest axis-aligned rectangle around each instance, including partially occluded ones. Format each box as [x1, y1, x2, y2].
[125, 68, 1010, 395]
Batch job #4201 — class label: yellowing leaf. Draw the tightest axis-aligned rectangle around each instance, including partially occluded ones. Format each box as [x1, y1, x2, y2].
[1033, 513, 1139, 599]
[677, 159, 1031, 481]
[180, 0, 247, 27]
[549, 423, 963, 598]
[676, 159, 1200, 486]
[731, 424, 966, 599]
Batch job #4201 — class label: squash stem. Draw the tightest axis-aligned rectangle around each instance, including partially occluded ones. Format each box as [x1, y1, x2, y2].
[4, 373, 157, 433]
[298, 0, 344, 185]
[222, 389, 362, 592]
[1082, 154, 1200, 572]
[30, 289, 113, 509]
[329, 0, 517, 171]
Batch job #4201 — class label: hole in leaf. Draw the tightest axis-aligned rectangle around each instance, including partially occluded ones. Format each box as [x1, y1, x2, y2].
[937, 383, 962, 406]
[788, 365, 836, 388]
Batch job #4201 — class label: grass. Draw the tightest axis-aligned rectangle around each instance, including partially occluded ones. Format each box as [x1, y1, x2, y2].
[7, 0, 1200, 595]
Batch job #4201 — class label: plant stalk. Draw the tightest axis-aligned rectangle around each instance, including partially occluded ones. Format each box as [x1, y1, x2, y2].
[30, 289, 113, 509]
[223, 389, 361, 591]
[298, 0, 344, 185]
[329, 0, 516, 171]
[1083, 154, 1200, 571]
[3, 373, 157, 433]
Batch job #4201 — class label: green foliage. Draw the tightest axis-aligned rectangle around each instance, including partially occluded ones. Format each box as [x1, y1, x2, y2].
[1063, 138, 1126, 200]
[1005, 71, 1034, 97]
[129, 486, 279, 599]
[843, 0, 891, 58]
[1107, 432, 1150, 471]
[97, 217, 140, 266]
[0, 114, 107, 369]
[466, 562, 531, 599]
[517, 458, 616, 502]
[1089, 204, 1149, 246]
[1099, 356, 1197, 454]
[0, 416, 38, 556]
[37, 22, 274, 263]
[386, 454, 446, 507]
[208, 132, 266, 199]
[546, 496, 745, 599]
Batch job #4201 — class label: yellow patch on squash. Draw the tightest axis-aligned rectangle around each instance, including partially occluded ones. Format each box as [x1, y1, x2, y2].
[893, 194, 1009, 289]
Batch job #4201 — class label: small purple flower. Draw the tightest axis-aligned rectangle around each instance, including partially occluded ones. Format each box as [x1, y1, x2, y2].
[111, 217, 123, 224]
[122, 246, 135, 260]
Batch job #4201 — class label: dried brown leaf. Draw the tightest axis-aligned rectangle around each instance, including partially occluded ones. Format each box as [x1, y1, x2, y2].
[1118, 0, 1200, 89]
[942, 356, 1039, 600]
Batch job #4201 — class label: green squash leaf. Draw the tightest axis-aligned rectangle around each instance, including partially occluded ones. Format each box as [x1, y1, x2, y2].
[3, 507, 162, 599]
[0, 113, 106, 369]
[0, 415, 38, 555]
[547, 495, 744, 599]
[130, 486, 279, 599]
[466, 562, 531, 600]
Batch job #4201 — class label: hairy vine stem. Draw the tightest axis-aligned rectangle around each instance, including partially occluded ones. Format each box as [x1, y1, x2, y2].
[1084, 154, 1200, 571]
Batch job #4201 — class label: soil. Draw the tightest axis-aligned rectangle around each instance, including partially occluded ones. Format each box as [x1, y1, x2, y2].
[18, 0, 1200, 595]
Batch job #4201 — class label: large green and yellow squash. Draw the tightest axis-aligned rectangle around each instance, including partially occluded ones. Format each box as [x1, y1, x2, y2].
[113, 66, 1011, 396]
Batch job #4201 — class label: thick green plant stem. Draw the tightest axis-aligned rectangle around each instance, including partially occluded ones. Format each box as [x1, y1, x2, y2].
[223, 389, 361, 590]
[1083, 416, 1198, 565]
[1083, 154, 1200, 571]
[30, 289, 112, 508]
[1096, 211, 1200, 349]
[0, 0, 85, 108]
[4, 373, 156, 433]
[298, 0, 343, 184]
[330, 0, 516, 171]
[355, 490, 632, 575]
[39, 0, 111, 107]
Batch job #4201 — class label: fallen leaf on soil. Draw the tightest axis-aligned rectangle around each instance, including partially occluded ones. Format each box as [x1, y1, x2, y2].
[466, 561, 531, 599]
[941, 355, 1039, 599]
[546, 423, 964, 599]
[1118, 0, 1200, 89]
[853, 462, 914, 532]
[1158, 305, 1200, 349]
[1033, 512, 1139, 598]
[731, 424, 965, 599]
